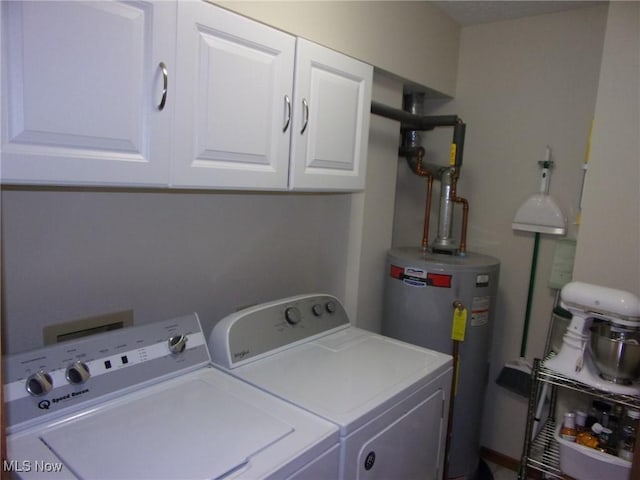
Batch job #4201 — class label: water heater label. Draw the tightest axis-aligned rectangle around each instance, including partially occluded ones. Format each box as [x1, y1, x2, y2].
[389, 265, 451, 288]
[471, 296, 491, 326]
[390, 265, 426, 287]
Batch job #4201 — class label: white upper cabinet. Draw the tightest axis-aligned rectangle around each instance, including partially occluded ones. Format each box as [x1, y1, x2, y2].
[1, 1, 373, 191]
[172, 3, 372, 192]
[172, 2, 295, 190]
[289, 39, 372, 192]
[1, 1, 175, 186]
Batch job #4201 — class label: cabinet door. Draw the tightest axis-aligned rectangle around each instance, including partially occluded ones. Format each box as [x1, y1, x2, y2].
[289, 39, 372, 192]
[172, 2, 294, 190]
[1, 1, 174, 186]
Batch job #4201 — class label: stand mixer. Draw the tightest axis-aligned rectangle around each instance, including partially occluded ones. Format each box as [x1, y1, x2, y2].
[545, 281, 640, 395]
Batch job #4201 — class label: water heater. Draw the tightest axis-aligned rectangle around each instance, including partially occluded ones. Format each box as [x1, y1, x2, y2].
[382, 247, 500, 479]
[374, 93, 501, 479]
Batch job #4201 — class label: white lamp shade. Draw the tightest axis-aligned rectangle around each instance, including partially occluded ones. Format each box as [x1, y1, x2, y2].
[512, 193, 566, 235]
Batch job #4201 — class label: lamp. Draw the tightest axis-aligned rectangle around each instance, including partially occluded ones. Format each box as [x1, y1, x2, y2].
[497, 146, 566, 396]
[512, 146, 566, 235]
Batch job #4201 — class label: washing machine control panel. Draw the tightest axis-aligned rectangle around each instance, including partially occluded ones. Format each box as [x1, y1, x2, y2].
[210, 294, 350, 368]
[4, 313, 210, 431]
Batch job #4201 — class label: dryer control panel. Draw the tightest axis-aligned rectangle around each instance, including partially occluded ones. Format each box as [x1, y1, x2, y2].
[4, 313, 210, 432]
[210, 294, 350, 369]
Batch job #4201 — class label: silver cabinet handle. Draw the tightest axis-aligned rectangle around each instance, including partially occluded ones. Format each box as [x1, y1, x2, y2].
[301, 98, 309, 134]
[157, 62, 168, 111]
[283, 95, 291, 132]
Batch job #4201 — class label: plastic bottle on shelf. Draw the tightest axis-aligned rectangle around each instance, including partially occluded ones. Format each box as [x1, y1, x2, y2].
[618, 408, 640, 461]
[607, 408, 621, 452]
[561, 411, 578, 442]
[575, 410, 587, 432]
[591, 422, 615, 454]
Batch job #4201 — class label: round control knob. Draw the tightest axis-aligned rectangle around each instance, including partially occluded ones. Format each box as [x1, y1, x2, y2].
[312, 304, 324, 317]
[26, 371, 53, 397]
[325, 301, 337, 314]
[66, 361, 91, 385]
[285, 306, 302, 325]
[168, 334, 188, 354]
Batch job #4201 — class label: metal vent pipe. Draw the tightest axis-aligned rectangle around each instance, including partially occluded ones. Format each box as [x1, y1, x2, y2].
[371, 97, 468, 254]
[401, 92, 425, 156]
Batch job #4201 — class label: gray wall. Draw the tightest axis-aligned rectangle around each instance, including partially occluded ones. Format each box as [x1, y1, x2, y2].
[1, 190, 351, 352]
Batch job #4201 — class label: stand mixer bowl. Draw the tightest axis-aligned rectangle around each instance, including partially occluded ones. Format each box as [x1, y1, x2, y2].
[589, 323, 640, 384]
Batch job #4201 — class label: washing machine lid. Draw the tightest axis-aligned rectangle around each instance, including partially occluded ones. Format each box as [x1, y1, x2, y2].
[8, 368, 338, 479]
[231, 327, 452, 434]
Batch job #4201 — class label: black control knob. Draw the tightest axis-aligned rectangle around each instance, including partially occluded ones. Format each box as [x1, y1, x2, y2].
[168, 334, 188, 354]
[285, 306, 302, 325]
[66, 361, 91, 385]
[26, 371, 53, 396]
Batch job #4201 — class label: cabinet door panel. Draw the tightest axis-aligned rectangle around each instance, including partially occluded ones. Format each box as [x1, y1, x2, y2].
[307, 70, 360, 170]
[1, 1, 174, 186]
[290, 39, 372, 191]
[173, 3, 294, 190]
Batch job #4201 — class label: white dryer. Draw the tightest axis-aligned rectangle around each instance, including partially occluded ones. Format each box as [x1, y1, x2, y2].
[4, 313, 339, 479]
[210, 294, 453, 480]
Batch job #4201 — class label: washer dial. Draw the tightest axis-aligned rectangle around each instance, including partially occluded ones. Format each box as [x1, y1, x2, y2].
[66, 361, 91, 385]
[168, 334, 188, 354]
[26, 371, 53, 396]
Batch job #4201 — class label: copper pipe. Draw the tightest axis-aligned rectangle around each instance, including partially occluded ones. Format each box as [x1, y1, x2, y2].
[449, 171, 469, 254]
[454, 196, 469, 254]
[409, 148, 433, 251]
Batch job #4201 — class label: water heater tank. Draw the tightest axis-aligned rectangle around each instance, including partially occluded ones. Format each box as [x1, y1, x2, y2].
[382, 247, 500, 479]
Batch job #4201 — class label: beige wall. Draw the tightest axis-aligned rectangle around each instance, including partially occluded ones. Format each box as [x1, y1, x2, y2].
[391, 5, 608, 459]
[216, 1, 460, 97]
[345, 72, 403, 333]
[573, 1, 640, 291]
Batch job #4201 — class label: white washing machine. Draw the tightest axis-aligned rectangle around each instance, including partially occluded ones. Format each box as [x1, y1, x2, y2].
[4, 313, 340, 479]
[210, 294, 453, 480]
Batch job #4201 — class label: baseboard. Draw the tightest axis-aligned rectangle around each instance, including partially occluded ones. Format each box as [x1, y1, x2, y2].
[479, 446, 519, 472]
[480, 447, 547, 479]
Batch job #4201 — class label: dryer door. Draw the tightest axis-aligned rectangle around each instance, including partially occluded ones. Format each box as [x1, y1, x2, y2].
[342, 375, 451, 480]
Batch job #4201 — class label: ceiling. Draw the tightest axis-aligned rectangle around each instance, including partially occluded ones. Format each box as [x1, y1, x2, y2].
[432, 1, 606, 26]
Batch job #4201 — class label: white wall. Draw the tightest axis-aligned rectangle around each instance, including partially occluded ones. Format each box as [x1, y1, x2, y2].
[573, 1, 640, 291]
[392, 5, 608, 459]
